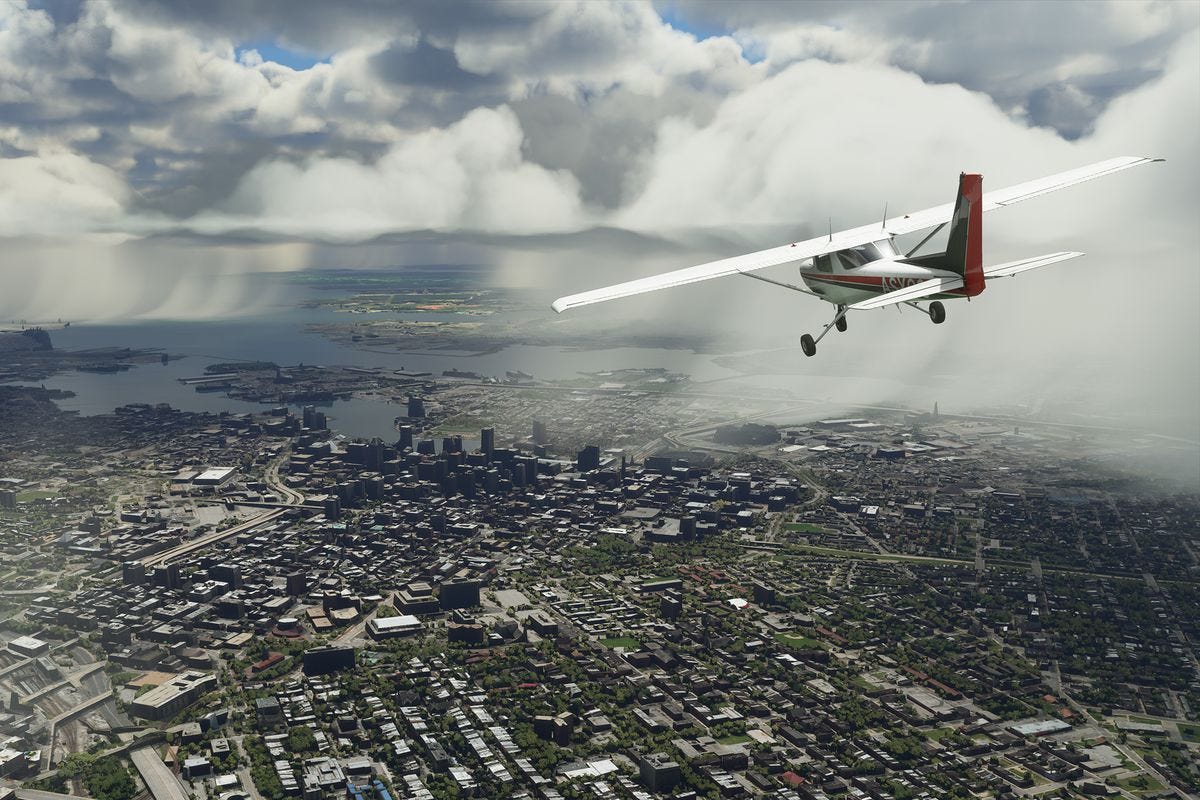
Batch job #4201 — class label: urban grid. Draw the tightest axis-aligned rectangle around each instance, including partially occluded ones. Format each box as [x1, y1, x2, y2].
[0, 354, 1197, 800]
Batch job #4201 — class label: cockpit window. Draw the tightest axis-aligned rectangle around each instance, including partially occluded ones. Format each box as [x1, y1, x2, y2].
[817, 241, 895, 272]
[874, 238, 898, 257]
[841, 243, 881, 269]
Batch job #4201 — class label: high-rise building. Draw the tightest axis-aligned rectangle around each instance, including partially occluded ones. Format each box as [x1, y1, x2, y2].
[440, 580, 481, 610]
[286, 572, 307, 596]
[515, 455, 538, 485]
[407, 396, 425, 418]
[0, 490, 15, 510]
[122, 561, 147, 586]
[532, 419, 547, 445]
[322, 495, 341, 520]
[480, 427, 494, 459]
[576, 445, 600, 472]
[397, 425, 414, 451]
[679, 516, 697, 538]
[752, 583, 776, 606]
[345, 441, 368, 465]
[301, 646, 356, 676]
[456, 466, 476, 498]
[210, 563, 242, 589]
[154, 563, 182, 590]
[365, 438, 386, 470]
[639, 753, 681, 792]
[302, 405, 327, 430]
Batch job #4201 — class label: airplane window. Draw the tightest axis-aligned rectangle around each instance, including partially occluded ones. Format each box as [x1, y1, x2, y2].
[874, 239, 899, 257]
[851, 243, 881, 263]
[814, 255, 833, 273]
[835, 243, 888, 270]
[837, 250, 866, 269]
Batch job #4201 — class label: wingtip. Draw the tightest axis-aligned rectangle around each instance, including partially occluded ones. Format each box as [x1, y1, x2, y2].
[550, 299, 568, 314]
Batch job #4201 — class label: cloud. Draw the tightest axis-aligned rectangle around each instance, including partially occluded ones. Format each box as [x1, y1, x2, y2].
[185, 106, 586, 239]
[3, 0, 1193, 244]
[615, 57, 1073, 233]
[0, 149, 129, 237]
[666, 0, 1198, 136]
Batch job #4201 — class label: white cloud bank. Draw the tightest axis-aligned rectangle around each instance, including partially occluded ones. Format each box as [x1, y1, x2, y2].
[188, 107, 585, 239]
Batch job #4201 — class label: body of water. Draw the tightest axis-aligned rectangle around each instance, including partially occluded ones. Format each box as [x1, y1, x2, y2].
[7, 278, 750, 440]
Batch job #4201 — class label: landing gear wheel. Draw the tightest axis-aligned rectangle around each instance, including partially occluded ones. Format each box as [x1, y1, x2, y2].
[800, 334, 816, 357]
[835, 316, 848, 333]
[929, 301, 946, 325]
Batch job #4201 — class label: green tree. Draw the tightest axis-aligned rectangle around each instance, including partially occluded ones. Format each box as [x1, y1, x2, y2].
[83, 757, 136, 800]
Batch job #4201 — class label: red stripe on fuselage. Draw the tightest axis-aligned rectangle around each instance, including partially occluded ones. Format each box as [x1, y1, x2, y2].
[804, 273, 969, 298]
[801, 273, 884, 286]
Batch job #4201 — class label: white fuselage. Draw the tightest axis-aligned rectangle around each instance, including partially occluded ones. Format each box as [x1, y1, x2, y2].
[798, 239, 962, 306]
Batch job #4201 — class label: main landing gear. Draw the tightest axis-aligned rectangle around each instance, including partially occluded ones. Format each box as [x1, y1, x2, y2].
[801, 300, 947, 357]
[800, 305, 848, 357]
[904, 299, 947, 324]
[929, 301, 946, 324]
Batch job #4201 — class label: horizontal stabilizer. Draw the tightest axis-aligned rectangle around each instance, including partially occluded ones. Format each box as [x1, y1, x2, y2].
[849, 276, 964, 311]
[983, 251, 1083, 278]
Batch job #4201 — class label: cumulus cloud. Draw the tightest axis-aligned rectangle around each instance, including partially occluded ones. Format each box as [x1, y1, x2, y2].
[187, 106, 586, 239]
[668, 0, 1197, 137]
[3, 0, 1193, 244]
[0, 149, 130, 237]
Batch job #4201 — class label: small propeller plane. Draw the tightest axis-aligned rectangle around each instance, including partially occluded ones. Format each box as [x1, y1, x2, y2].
[551, 156, 1162, 356]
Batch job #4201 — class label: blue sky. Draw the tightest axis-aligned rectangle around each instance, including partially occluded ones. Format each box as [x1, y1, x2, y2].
[237, 40, 327, 70]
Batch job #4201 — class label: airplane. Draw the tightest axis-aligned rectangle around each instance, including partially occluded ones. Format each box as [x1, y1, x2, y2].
[551, 156, 1162, 356]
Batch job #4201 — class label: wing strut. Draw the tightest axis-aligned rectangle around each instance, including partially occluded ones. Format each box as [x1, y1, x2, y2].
[905, 223, 946, 257]
[738, 271, 821, 297]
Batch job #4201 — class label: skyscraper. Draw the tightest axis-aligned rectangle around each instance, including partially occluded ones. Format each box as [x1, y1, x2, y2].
[576, 445, 600, 471]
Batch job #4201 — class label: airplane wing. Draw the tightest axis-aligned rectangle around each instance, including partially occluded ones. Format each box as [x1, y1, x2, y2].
[551, 156, 1159, 313]
[551, 237, 840, 312]
[848, 277, 964, 311]
[983, 251, 1083, 278]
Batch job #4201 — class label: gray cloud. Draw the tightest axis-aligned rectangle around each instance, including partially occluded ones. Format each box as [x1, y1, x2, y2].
[666, 0, 1196, 136]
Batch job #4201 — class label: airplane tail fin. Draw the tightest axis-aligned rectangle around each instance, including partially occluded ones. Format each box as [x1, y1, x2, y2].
[943, 172, 985, 296]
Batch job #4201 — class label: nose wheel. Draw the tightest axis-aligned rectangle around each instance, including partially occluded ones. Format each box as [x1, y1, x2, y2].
[800, 305, 848, 357]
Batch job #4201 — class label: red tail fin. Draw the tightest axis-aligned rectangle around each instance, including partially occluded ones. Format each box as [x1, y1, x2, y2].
[947, 173, 985, 296]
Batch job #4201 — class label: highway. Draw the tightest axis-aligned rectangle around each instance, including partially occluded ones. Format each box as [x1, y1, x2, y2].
[141, 507, 288, 567]
[48, 691, 111, 728]
[130, 746, 190, 800]
[17, 790, 92, 800]
[142, 452, 305, 568]
[20, 662, 106, 705]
